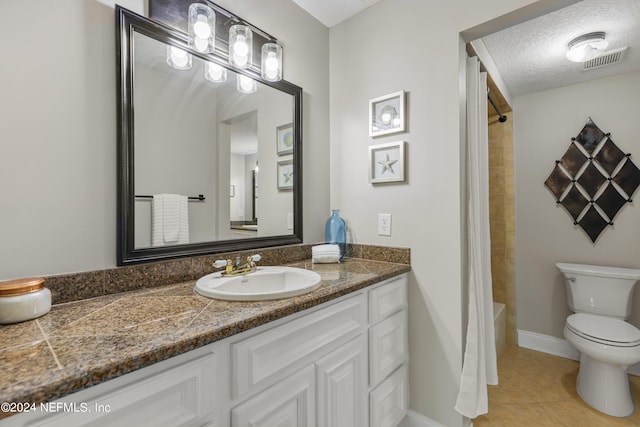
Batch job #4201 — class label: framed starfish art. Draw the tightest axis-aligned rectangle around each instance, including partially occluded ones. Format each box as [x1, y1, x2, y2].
[369, 141, 406, 184]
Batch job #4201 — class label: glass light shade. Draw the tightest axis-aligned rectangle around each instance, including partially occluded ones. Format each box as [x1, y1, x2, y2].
[566, 32, 608, 62]
[166, 45, 192, 70]
[261, 43, 282, 81]
[188, 3, 215, 53]
[237, 74, 257, 93]
[229, 24, 253, 69]
[205, 62, 227, 83]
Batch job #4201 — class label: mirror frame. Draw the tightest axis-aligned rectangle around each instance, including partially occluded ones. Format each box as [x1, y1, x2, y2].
[116, 6, 303, 265]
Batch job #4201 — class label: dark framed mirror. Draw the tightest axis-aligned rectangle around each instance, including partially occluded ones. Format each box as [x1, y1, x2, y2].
[116, 6, 302, 265]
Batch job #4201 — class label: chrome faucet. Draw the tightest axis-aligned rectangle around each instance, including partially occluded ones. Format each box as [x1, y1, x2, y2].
[214, 254, 262, 277]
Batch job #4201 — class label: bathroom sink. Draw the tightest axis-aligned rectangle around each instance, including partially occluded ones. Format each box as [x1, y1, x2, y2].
[194, 266, 322, 301]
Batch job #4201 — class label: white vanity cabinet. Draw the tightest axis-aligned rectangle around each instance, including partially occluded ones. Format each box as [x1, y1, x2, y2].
[1, 347, 220, 427]
[5, 274, 407, 427]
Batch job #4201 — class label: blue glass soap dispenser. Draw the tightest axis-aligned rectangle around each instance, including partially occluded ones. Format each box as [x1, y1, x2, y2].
[325, 209, 346, 260]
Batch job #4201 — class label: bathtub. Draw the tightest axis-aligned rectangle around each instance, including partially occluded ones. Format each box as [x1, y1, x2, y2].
[494, 302, 506, 356]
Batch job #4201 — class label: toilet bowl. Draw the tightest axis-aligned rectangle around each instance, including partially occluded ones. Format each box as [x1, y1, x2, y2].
[557, 262, 640, 417]
[564, 313, 640, 417]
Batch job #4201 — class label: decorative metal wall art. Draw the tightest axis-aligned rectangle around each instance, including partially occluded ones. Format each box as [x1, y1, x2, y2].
[544, 118, 640, 242]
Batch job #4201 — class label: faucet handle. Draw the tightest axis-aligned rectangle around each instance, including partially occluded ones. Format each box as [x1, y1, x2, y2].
[251, 254, 262, 262]
[214, 260, 228, 269]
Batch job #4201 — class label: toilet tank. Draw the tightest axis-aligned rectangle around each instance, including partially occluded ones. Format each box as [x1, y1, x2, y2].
[557, 262, 640, 318]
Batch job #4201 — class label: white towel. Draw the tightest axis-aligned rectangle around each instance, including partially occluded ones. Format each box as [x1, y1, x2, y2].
[151, 194, 189, 247]
[312, 244, 341, 264]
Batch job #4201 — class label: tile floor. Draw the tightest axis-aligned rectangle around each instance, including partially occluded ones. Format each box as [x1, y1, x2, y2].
[473, 345, 640, 426]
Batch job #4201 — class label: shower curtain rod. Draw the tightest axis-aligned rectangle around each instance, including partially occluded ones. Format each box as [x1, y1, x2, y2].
[487, 93, 507, 123]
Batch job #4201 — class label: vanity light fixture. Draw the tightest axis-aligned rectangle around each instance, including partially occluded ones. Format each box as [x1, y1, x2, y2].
[188, 3, 215, 53]
[566, 32, 608, 62]
[204, 62, 227, 83]
[237, 74, 257, 93]
[261, 43, 282, 82]
[229, 24, 253, 69]
[166, 45, 192, 70]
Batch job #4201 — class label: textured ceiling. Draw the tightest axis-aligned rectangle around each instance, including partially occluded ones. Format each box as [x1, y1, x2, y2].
[290, 0, 382, 27]
[481, 0, 640, 97]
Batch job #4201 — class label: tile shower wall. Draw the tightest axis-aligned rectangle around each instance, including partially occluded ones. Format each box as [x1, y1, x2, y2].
[489, 112, 516, 345]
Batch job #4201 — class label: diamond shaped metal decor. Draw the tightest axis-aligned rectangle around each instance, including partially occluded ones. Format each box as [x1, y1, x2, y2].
[544, 117, 640, 243]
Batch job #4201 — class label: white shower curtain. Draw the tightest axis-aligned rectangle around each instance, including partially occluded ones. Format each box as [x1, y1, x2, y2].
[454, 56, 498, 419]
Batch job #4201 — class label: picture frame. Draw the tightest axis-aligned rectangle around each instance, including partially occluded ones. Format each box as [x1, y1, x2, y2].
[277, 160, 294, 190]
[369, 141, 406, 184]
[369, 91, 406, 137]
[276, 123, 294, 155]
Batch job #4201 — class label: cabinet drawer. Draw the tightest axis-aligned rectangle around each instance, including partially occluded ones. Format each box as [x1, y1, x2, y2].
[368, 275, 406, 325]
[232, 295, 366, 398]
[370, 366, 407, 427]
[369, 311, 407, 387]
[21, 352, 216, 427]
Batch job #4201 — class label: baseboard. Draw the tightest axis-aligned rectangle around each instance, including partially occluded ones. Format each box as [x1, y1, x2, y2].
[517, 329, 580, 360]
[517, 329, 640, 376]
[399, 410, 448, 427]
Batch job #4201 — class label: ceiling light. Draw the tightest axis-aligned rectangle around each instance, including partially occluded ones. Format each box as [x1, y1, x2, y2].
[566, 32, 608, 63]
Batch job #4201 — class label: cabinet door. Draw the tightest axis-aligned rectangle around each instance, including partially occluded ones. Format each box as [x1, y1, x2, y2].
[315, 335, 367, 427]
[231, 365, 315, 427]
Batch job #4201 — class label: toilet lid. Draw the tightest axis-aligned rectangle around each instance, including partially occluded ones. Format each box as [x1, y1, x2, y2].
[567, 313, 640, 346]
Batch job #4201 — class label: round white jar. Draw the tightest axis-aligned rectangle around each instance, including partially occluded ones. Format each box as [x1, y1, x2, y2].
[0, 278, 51, 324]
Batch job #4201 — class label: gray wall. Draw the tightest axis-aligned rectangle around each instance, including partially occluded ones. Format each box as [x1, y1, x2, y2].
[329, 0, 548, 425]
[514, 70, 640, 338]
[0, 0, 329, 279]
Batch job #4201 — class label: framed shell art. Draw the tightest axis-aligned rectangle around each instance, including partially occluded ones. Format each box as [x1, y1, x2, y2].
[276, 123, 294, 155]
[369, 91, 406, 137]
[277, 160, 294, 190]
[369, 141, 406, 184]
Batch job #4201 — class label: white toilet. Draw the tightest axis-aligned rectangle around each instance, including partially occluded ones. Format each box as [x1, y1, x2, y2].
[558, 262, 640, 417]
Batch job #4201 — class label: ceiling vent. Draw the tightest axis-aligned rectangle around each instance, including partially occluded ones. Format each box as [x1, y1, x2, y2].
[583, 47, 628, 71]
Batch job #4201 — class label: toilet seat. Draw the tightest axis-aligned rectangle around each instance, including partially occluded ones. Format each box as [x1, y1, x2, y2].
[567, 313, 640, 347]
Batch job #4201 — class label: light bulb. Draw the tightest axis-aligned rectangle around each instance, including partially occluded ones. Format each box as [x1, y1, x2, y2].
[233, 53, 248, 67]
[264, 52, 278, 79]
[193, 15, 211, 39]
[167, 46, 191, 69]
[205, 62, 226, 82]
[229, 25, 252, 69]
[194, 37, 208, 52]
[265, 52, 278, 70]
[234, 35, 249, 57]
[261, 43, 282, 82]
[237, 75, 256, 93]
[188, 4, 215, 54]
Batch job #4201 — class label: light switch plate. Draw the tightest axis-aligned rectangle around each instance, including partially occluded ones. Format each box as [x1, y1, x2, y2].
[378, 213, 392, 236]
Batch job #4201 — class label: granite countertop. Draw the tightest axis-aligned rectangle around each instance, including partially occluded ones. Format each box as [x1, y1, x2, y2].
[0, 258, 410, 416]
